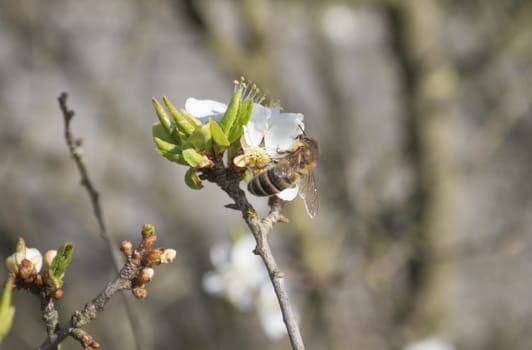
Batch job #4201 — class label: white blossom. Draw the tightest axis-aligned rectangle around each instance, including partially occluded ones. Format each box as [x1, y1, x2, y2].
[404, 337, 456, 350]
[184, 97, 305, 201]
[202, 235, 292, 339]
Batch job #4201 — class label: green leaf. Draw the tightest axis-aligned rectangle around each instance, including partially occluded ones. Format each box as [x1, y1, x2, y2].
[188, 124, 212, 151]
[49, 243, 74, 289]
[243, 169, 252, 183]
[185, 168, 203, 190]
[153, 139, 186, 165]
[227, 99, 253, 143]
[0, 277, 15, 343]
[209, 119, 230, 147]
[220, 88, 242, 134]
[182, 148, 205, 167]
[158, 150, 187, 165]
[180, 109, 203, 129]
[152, 98, 173, 136]
[226, 141, 241, 164]
[163, 96, 196, 136]
[152, 122, 175, 144]
[153, 121, 183, 146]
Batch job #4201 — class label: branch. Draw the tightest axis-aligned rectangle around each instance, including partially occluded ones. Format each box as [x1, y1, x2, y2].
[38, 225, 176, 350]
[38, 259, 137, 350]
[57, 93, 144, 349]
[202, 164, 305, 350]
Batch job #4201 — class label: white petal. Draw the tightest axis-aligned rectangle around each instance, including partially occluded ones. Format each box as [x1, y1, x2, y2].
[209, 243, 230, 268]
[244, 104, 271, 146]
[277, 185, 299, 201]
[404, 338, 456, 350]
[257, 284, 286, 339]
[264, 113, 304, 157]
[202, 271, 225, 295]
[185, 98, 227, 119]
[26, 248, 43, 272]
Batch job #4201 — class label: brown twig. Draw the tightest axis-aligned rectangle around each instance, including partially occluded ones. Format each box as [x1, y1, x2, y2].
[57, 93, 144, 349]
[38, 250, 139, 350]
[41, 297, 59, 340]
[38, 225, 175, 350]
[202, 164, 305, 350]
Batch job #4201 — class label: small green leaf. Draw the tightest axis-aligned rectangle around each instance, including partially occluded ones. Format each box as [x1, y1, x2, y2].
[185, 168, 203, 190]
[49, 243, 74, 289]
[159, 150, 186, 164]
[243, 169, 252, 183]
[152, 122, 175, 144]
[209, 119, 230, 147]
[238, 99, 253, 127]
[152, 121, 183, 146]
[152, 98, 173, 136]
[227, 99, 253, 143]
[226, 141, 241, 164]
[182, 148, 205, 167]
[163, 96, 195, 136]
[0, 277, 15, 343]
[153, 137, 186, 165]
[180, 109, 203, 129]
[153, 135, 177, 153]
[220, 88, 242, 134]
[188, 124, 212, 151]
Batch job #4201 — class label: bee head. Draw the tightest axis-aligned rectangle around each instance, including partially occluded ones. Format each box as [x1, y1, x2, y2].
[296, 136, 318, 166]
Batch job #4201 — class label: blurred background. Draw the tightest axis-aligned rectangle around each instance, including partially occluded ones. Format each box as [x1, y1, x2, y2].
[1, 0, 532, 349]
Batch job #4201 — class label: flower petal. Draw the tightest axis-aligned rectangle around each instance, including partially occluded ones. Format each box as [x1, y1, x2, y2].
[202, 271, 225, 295]
[277, 185, 299, 201]
[185, 98, 227, 122]
[258, 284, 286, 339]
[26, 248, 43, 272]
[244, 104, 271, 147]
[264, 113, 304, 157]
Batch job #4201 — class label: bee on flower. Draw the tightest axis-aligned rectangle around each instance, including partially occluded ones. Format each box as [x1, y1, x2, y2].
[152, 77, 319, 217]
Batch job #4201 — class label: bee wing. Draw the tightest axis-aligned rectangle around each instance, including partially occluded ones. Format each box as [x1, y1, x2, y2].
[299, 171, 319, 218]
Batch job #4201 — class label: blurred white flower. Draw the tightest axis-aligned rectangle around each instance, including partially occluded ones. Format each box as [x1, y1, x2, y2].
[202, 235, 265, 310]
[202, 235, 290, 339]
[404, 337, 456, 350]
[257, 282, 286, 339]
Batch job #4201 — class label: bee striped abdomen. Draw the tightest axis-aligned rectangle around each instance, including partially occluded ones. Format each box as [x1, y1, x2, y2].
[248, 163, 297, 196]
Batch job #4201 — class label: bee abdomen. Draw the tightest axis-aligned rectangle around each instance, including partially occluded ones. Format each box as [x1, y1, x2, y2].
[248, 165, 296, 196]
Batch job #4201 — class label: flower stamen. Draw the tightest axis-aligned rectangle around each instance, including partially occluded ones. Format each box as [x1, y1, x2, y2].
[234, 76, 269, 105]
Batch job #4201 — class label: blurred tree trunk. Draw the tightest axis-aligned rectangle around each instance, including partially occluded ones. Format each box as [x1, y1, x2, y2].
[387, 0, 461, 338]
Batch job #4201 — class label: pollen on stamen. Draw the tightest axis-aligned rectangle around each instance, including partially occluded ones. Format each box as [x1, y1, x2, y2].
[234, 77, 268, 104]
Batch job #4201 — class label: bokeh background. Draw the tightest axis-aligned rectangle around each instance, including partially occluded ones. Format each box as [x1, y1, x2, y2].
[2, 0, 532, 349]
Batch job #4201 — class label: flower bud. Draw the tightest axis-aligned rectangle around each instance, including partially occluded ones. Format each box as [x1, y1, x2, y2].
[52, 289, 64, 300]
[5, 238, 43, 274]
[19, 259, 35, 281]
[139, 268, 154, 283]
[160, 249, 177, 264]
[132, 287, 148, 299]
[43, 250, 57, 270]
[120, 240, 133, 257]
[141, 224, 155, 238]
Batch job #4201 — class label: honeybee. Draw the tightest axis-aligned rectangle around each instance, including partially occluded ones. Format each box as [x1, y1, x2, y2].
[248, 135, 319, 218]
